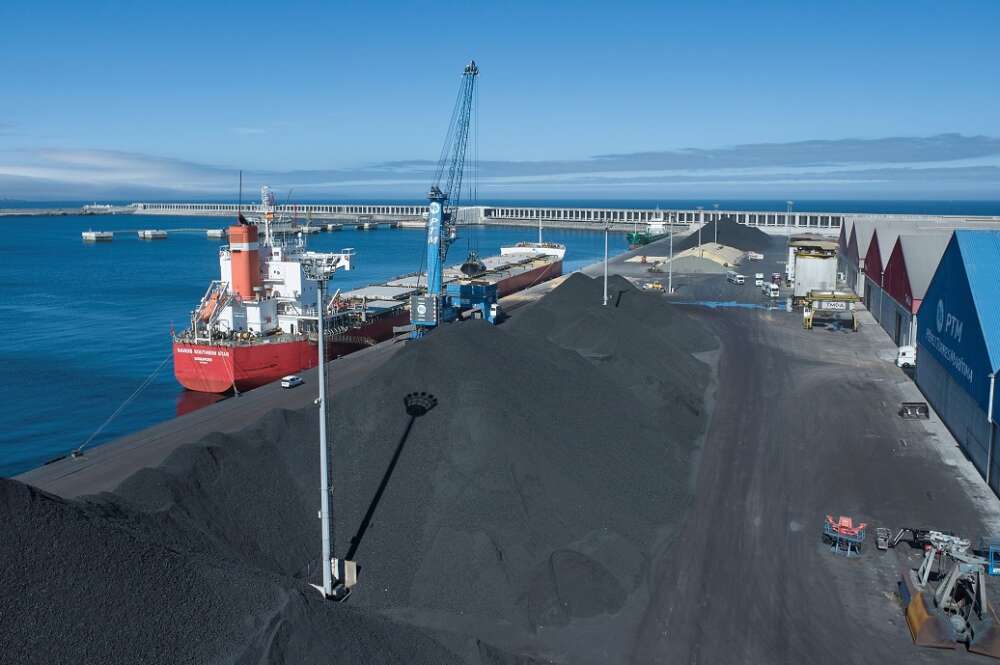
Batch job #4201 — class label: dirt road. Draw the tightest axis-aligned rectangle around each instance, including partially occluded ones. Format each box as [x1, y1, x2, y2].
[633, 304, 995, 664]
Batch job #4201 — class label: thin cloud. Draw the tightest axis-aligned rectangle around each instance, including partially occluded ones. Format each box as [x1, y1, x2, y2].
[1, 134, 999, 199]
[231, 127, 266, 136]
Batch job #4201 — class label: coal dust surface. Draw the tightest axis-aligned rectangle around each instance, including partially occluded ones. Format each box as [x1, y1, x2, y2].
[1, 274, 718, 665]
[673, 218, 771, 253]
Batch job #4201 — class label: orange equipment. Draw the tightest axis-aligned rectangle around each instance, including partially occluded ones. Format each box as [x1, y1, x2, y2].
[228, 223, 261, 300]
[198, 292, 221, 322]
[822, 515, 867, 557]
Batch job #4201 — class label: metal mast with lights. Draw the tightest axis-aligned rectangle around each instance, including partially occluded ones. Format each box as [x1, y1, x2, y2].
[602, 219, 609, 306]
[713, 203, 720, 245]
[302, 251, 355, 600]
[786, 200, 794, 285]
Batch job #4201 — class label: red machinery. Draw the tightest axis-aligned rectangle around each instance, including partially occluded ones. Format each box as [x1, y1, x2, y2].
[823, 514, 867, 557]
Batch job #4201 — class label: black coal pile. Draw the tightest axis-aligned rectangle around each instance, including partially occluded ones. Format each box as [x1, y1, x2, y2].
[1, 273, 718, 665]
[324, 274, 717, 661]
[671, 218, 770, 253]
[0, 476, 463, 665]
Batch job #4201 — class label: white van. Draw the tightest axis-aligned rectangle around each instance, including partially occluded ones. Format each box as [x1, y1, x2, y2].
[765, 283, 780, 298]
[754, 272, 764, 286]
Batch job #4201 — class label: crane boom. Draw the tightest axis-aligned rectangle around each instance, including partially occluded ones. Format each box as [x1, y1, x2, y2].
[425, 61, 478, 297]
[434, 60, 479, 218]
[412, 61, 487, 335]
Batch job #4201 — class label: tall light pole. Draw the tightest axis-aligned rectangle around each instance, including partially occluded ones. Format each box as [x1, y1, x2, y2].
[713, 203, 720, 245]
[301, 250, 355, 601]
[667, 211, 674, 294]
[697, 215, 702, 257]
[697, 205, 704, 256]
[310, 267, 335, 598]
[786, 200, 794, 285]
[602, 220, 609, 306]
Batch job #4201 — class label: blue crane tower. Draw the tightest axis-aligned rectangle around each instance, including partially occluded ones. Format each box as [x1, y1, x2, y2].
[410, 60, 499, 335]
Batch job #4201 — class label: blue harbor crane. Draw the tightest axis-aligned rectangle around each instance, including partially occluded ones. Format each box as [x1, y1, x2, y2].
[411, 60, 500, 335]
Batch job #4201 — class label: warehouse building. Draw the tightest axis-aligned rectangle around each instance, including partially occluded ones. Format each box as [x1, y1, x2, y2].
[862, 223, 911, 318]
[873, 233, 950, 346]
[916, 230, 1000, 494]
[844, 220, 876, 295]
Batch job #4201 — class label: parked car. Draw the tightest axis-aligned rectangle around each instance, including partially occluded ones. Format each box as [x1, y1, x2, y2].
[281, 375, 304, 388]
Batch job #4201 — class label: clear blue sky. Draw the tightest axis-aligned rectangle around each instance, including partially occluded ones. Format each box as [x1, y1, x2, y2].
[1, 0, 999, 199]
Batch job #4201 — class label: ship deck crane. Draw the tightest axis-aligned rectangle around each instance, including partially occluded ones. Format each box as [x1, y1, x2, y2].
[411, 60, 500, 335]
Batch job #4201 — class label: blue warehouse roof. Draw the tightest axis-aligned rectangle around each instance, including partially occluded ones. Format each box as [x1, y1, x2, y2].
[955, 230, 1000, 373]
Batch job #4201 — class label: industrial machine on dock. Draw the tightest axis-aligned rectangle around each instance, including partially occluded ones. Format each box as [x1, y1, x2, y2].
[409, 61, 566, 334]
[411, 60, 502, 334]
[896, 531, 1000, 658]
[802, 290, 860, 331]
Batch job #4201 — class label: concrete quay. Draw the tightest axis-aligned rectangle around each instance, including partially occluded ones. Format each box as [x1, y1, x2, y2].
[0, 205, 134, 217]
[131, 201, 1000, 236]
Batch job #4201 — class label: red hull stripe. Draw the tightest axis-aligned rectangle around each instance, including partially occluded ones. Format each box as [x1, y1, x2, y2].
[174, 260, 561, 393]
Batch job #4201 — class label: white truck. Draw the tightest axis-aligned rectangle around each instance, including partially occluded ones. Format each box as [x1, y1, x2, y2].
[748, 251, 764, 261]
[727, 271, 745, 285]
[896, 345, 916, 368]
[754, 272, 765, 286]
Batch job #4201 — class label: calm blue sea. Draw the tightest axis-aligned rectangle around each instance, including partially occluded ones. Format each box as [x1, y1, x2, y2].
[0, 214, 626, 476]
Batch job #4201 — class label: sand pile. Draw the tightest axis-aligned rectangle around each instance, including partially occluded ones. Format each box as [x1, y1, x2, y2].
[1, 274, 717, 665]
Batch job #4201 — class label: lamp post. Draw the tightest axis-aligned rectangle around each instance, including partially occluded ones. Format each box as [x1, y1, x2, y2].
[301, 250, 355, 601]
[987, 372, 996, 486]
[786, 200, 794, 285]
[602, 220, 609, 306]
[713, 203, 719, 245]
[668, 211, 674, 294]
[307, 266, 335, 599]
[697, 205, 704, 256]
[697, 216, 702, 257]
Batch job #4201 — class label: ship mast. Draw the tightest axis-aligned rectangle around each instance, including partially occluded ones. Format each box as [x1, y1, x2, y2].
[261, 186, 275, 247]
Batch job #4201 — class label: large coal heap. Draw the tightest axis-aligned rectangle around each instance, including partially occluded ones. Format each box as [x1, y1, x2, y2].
[2, 273, 718, 665]
[0, 476, 461, 665]
[671, 218, 771, 253]
[325, 274, 718, 661]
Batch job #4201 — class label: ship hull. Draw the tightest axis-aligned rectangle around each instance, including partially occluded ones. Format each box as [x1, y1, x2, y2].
[494, 258, 563, 297]
[174, 255, 563, 394]
[174, 311, 410, 393]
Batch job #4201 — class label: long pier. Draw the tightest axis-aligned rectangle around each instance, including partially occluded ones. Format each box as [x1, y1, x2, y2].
[132, 202, 1000, 235]
[0, 205, 135, 217]
[8, 201, 999, 236]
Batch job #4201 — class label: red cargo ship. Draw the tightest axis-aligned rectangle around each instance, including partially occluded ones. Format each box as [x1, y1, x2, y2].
[173, 188, 564, 394]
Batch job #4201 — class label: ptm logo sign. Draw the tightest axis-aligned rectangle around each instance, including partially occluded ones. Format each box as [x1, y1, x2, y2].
[937, 299, 963, 342]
